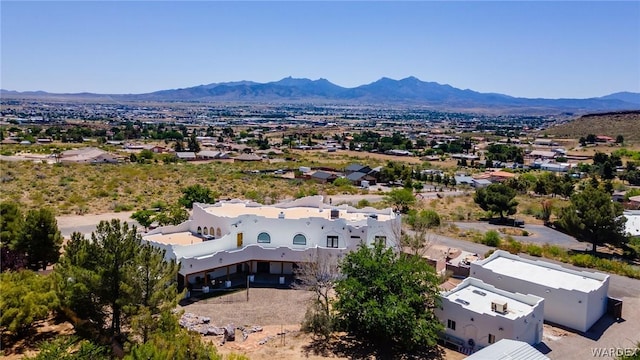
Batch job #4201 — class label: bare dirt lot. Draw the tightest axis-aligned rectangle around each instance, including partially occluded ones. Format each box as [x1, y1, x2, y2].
[181, 288, 463, 360]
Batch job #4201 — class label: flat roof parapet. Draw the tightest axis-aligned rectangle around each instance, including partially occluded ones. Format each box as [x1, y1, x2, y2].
[473, 250, 608, 292]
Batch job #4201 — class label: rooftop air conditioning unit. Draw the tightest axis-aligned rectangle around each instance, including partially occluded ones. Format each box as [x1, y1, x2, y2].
[491, 300, 508, 314]
[330, 209, 339, 219]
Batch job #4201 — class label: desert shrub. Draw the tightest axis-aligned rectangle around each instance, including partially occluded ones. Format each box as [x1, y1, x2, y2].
[438, 270, 454, 284]
[524, 243, 543, 257]
[483, 230, 501, 247]
[301, 300, 333, 340]
[498, 236, 522, 254]
[356, 199, 370, 208]
[542, 244, 565, 259]
[113, 203, 134, 212]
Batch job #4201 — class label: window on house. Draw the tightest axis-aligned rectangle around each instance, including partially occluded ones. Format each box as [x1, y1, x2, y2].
[327, 236, 339, 248]
[216, 228, 222, 237]
[293, 234, 307, 245]
[257, 232, 271, 243]
[203, 227, 208, 235]
[374, 235, 387, 246]
[488, 334, 495, 344]
[447, 319, 456, 331]
[209, 227, 215, 236]
[197, 226, 202, 235]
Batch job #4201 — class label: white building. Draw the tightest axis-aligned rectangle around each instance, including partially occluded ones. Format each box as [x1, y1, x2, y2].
[471, 251, 609, 332]
[464, 339, 550, 360]
[144, 196, 400, 290]
[437, 278, 544, 353]
[624, 210, 640, 236]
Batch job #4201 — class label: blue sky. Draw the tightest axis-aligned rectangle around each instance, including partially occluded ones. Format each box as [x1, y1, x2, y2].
[2, 1, 639, 98]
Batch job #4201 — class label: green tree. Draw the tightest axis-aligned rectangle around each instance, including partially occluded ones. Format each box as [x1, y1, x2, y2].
[92, 220, 139, 336]
[155, 204, 189, 226]
[0, 270, 59, 335]
[55, 232, 104, 327]
[474, 183, 518, 220]
[406, 209, 441, 230]
[333, 242, 442, 352]
[173, 140, 185, 152]
[125, 310, 221, 360]
[1, 201, 27, 271]
[55, 223, 180, 338]
[128, 242, 181, 343]
[12, 208, 63, 270]
[179, 184, 215, 209]
[0, 201, 23, 245]
[24, 336, 111, 360]
[131, 209, 155, 231]
[384, 188, 416, 213]
[187, 132, 201, 153]
[557, 185, 627, 255]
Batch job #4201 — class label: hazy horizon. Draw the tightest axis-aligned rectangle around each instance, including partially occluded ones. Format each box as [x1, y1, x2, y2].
[2, 1, 639, 99]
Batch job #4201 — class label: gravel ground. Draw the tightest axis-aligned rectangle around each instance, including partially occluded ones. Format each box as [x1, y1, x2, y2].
[179, 288, 314, 328]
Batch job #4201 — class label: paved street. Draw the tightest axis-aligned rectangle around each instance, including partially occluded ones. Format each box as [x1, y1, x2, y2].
[56, 211, 139, 237]
[453, 221, 582, 249]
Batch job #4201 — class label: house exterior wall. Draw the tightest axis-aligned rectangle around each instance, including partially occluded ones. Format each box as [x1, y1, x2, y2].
[144, 197, 400, 286]
[436, 279, 544, 350]
[470, 252, 609, 332]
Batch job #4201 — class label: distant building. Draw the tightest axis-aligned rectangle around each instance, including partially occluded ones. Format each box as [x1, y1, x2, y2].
[344, 163, 372, 175]
[624, 210, 640, 236]
[472, 179, 492, 188]
[385, 149, 413, 156]
[197, 150, 229, 160]
[454, 175, 474, 187]
[539, 162, 570, 172]
[628, 196, 640, 209]
[528, 150, 556, 160]
[595, 135, 615, 143]
[60, 147, 119, 164]
[233, 153, 263, 162]
[310, 171, 338, 183]
[176, 152, 197, 161]
[345, 171, 377, 186]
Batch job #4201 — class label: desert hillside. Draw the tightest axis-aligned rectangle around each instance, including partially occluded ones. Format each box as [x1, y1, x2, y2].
[544, 111, 640, 143]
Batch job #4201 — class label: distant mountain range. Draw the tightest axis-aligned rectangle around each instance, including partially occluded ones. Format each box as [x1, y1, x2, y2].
[2, 77, 640, 113]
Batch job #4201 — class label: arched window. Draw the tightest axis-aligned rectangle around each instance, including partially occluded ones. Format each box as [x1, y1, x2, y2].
[293, 234, 307, 245]
[203, 227, 208, 235]
[257, 232, 271, 243]
[210, 227, 215, 237]
[216, 228, 222, 237]
[197, 226, 202, 235]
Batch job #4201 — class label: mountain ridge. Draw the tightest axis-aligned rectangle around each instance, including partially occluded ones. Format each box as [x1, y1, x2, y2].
[2, 77, 639, 113]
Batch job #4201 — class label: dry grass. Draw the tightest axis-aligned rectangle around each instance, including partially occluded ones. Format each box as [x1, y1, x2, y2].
[0, 145, 435, 215]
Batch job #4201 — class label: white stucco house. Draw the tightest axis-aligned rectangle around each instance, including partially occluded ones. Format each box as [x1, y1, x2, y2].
[470, 251, 610, 332]
[144, 196, 400, 291]
[436, 278, 544, 353]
